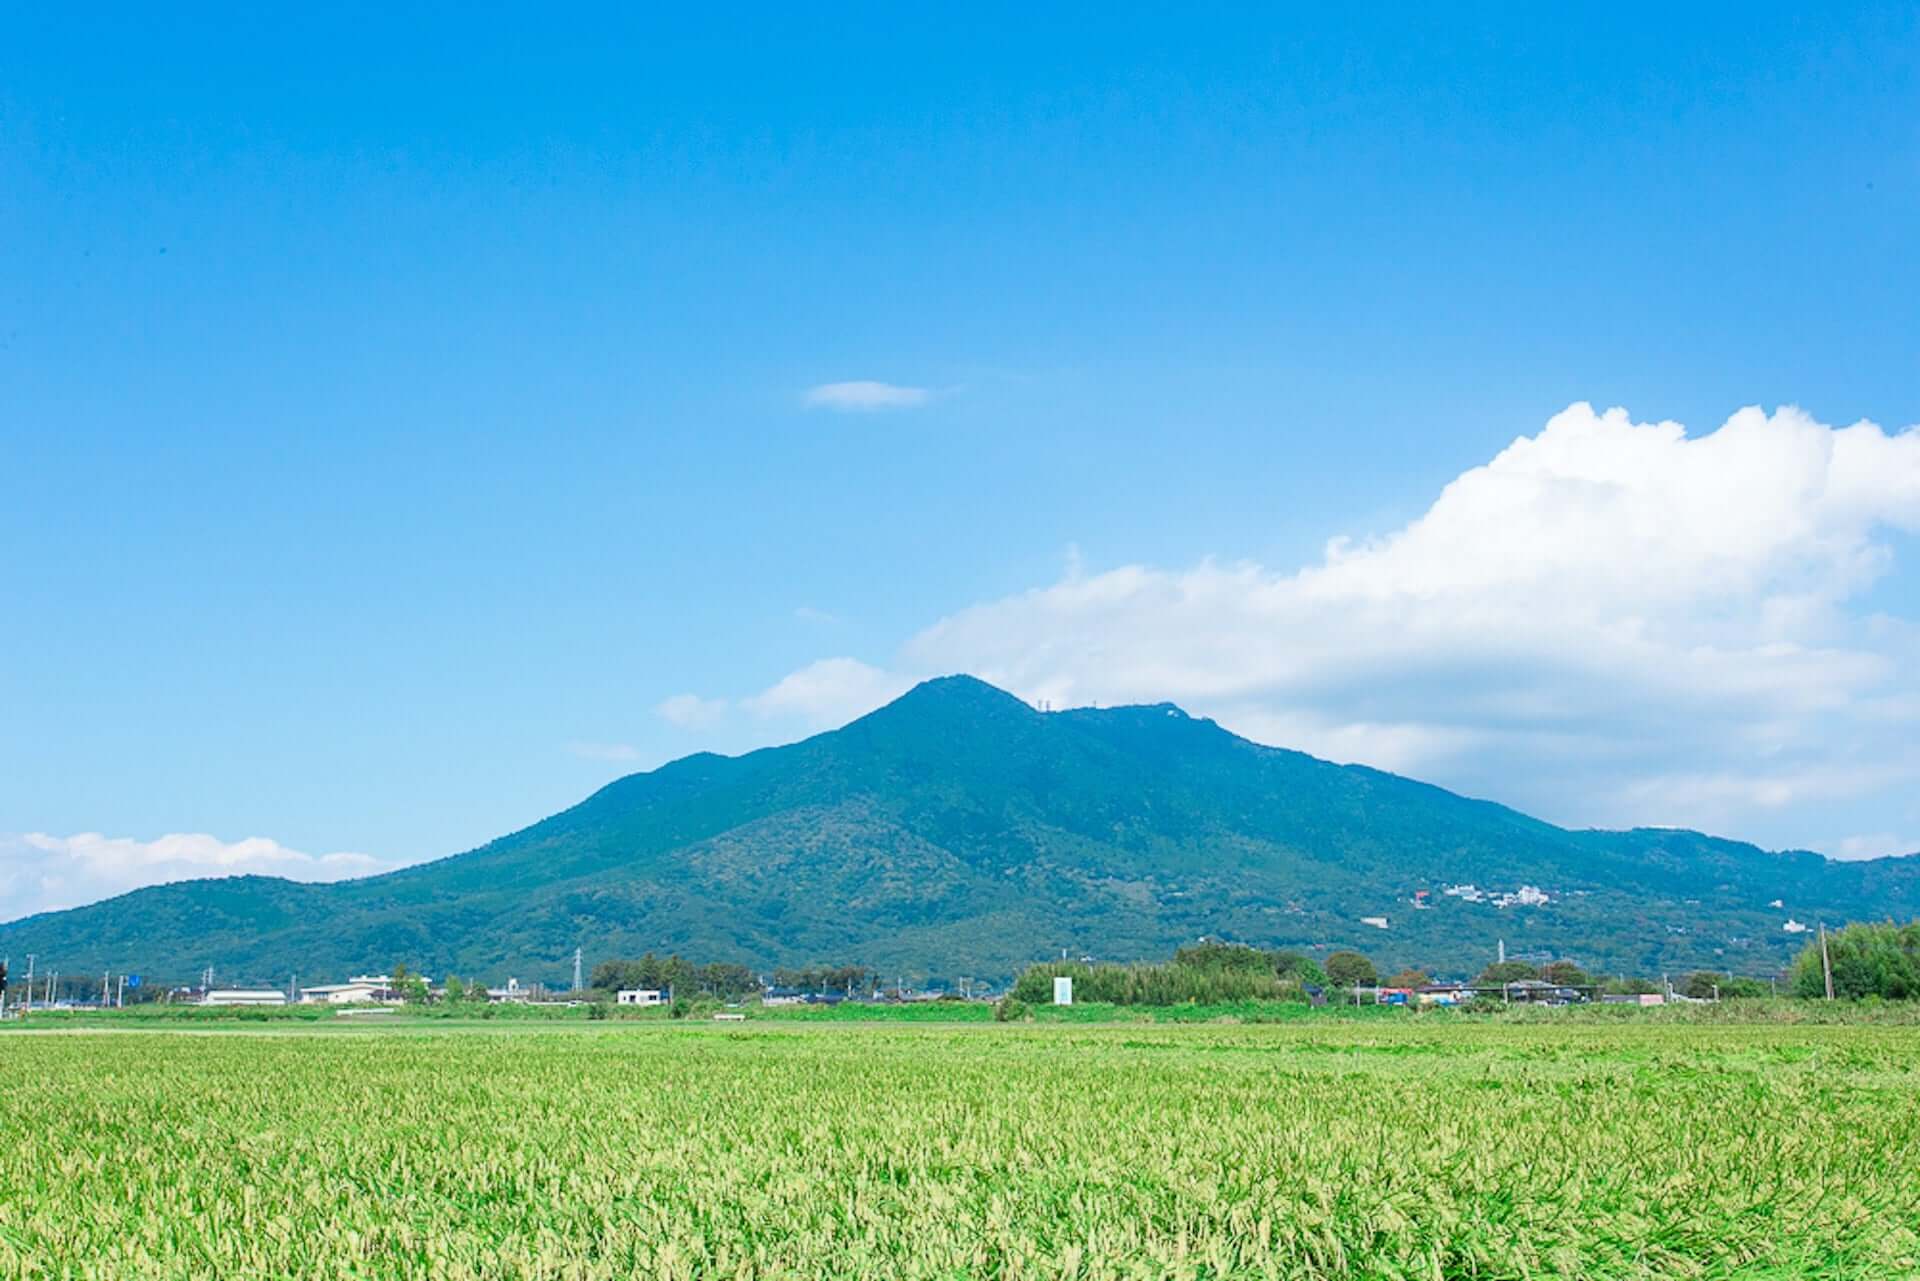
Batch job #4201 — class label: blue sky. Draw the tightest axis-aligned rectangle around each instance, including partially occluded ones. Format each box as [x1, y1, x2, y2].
[4, 6, 1919, 915]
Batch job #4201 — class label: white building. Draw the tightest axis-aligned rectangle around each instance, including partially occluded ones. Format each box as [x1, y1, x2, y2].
[203, 989, 287, 1007]
[486, 977, 533, 1003]
[616, 989, 666, 1006]
[299, 982, 387, 1005]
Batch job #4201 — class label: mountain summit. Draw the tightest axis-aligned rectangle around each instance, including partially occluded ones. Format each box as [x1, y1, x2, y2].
[6, 677, 1917, 982]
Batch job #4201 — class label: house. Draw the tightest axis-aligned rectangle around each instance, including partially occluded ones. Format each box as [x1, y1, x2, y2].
[299, 981, 387, 1005]
[485, 978, 533, 1003]
[761, 987, 806, 1006]
[203, 989, 287, 1007]
[1417, 984, 1474, 1006]
[1375, 987, 1414, 1005]
[1504, 979, 1585, 1004]
[616, 989, 666, 1007]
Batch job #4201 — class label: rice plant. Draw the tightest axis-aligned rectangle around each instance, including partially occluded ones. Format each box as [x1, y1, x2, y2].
[1, 1021, 1915, 1278]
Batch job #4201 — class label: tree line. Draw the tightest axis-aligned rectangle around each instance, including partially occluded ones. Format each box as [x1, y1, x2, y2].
[588, 954, 759, 999]
[1004, 939, 1825, 1008]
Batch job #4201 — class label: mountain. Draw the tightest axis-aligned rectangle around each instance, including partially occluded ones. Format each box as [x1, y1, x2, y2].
[7, 676, 1918, 985]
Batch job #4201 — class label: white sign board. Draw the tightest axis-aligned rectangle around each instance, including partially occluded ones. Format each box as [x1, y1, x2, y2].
[1053, 976, 1073, 1006]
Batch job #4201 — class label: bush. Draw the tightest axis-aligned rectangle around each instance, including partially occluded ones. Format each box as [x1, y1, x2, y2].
[1790, 921, 1920, 1000]
[1010, 960, 1290, 1006]
[1540, 961, 1590, 988]
[993, 996, 1029, 1022]
[1681, 971, 1770, 1001]
[1324, 951, 1378, 988]
[1477, 961, 1540, 986]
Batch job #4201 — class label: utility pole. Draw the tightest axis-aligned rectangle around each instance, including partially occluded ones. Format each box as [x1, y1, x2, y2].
[116, 975, 126, 1008]
[23, 955, 34, 1015]
[102, 970, 110, 1010]
[1819, 922, 1835, 1000]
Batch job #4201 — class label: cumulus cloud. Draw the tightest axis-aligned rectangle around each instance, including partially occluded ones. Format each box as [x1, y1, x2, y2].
[803, 381, 931, 412]
[727, 403, 1920, 854]
[652, 693, 729, 731]
[0, 832, 393, 922]
[742, 658, 914, 730]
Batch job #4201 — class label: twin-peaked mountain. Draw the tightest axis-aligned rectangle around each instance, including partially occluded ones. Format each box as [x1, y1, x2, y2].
[6, 676, 1917, 983]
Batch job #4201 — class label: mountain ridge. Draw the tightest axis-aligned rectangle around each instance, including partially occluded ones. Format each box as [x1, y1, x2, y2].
[6, 675, 1917, 983]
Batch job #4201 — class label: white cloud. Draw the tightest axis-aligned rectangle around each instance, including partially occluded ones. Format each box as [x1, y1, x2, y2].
[0, 832, 393, 922]
[802, 381, 931, 412]
[1832, 833, 1920, 861]
[730, 402, 1920, 854]
[567, 740, 645, 762]
[652, 693, 729, 731]
[742, 658, 913, 730]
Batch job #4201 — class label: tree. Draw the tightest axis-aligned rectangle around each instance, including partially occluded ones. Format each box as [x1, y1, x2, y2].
[1383, 969, 1429, 990]
[389, 963, 428, 1004]
[1286, 956, 1328, 987]
[1325, 951, 1377, 987]
[1540, 961, 1589, 988]
[1790, 921, 1920, 999]
[1476, 960, 1539, 986]
[1681, 971, 1728, 1000]
[1172, 942, 1273, 974]
[443, 976, 468, 1003]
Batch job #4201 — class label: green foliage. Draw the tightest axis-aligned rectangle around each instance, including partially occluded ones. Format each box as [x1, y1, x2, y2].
[1679, 971, 1770, 1000]
[1325, 951, 1378, 987]
[4, 1021, 1919, 1276]
[1383, 969, 1430, 989]
[767, 965, 878, 995]
[1010, 958, 1303, 1007]
[1274, 953, 1328, 987]
[1169, 941, 1275, 973]
[1539, 961, 1590, 987]
[8, 675, 1920, 985]
[992, 996, 1028, 1022]
[390, 963, 429, 1005]
[590, 953, 757, 999]
[1601, 975, 1662, 995]
[1790, 920, 1920, 999]
[1477, 960, 1540, 986]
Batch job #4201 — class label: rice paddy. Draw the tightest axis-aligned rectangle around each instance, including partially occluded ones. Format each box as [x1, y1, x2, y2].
[2, 1019, 1916, 1279]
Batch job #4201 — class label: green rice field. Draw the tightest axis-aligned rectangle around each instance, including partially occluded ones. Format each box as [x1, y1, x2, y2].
[2, 1020, 1916, 1279]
